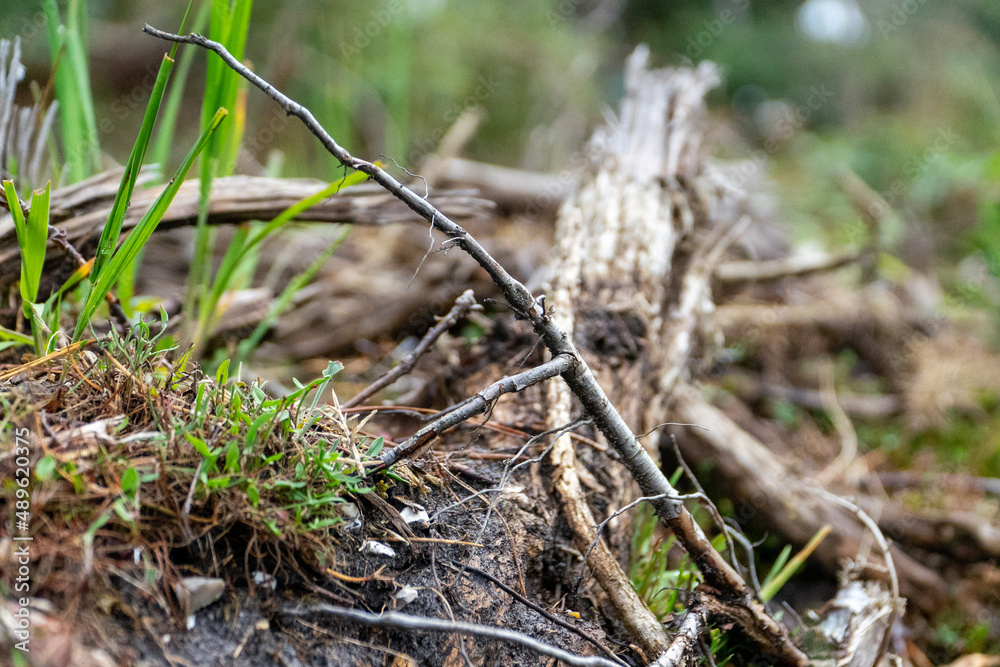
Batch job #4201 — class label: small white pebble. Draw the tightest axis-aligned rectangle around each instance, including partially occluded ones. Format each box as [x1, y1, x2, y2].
[361, 541, 396, 558]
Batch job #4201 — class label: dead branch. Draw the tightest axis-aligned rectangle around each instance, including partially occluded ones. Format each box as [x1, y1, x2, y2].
[813, 572, 905, 667]
[444, 560, 629, 667]
[281, 604, 622, 667]
[436, 156, 574, 215]
[858, 501, 1000, 562]
[417, 109, 484, 189]
[651, 610, 707, 667]
[815, 359, 862, 486]
[374, 354, 574, 470]
[0, 174, 493, 281]
[714, 250, 861, 284]
[672, 382, 948, 615]
[144, 28, 807, 664]
[724, 370, 902, 420]
[865, 471, 1000, 496]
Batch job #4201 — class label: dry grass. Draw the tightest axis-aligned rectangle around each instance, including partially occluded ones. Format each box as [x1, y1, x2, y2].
[0, 321, 384, 613]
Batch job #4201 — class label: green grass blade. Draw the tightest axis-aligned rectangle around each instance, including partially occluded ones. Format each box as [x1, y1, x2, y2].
[150, 0, 207, 179]
[247, 171, 367, 254]
[24, 183, 51, 306]
[0, 325, 33, 347]
[3, 180, 28, 246]
[73, 108, 229, 341]
[92, 53, 176, 278]
[4, 181, 49, 308]
[66, 0, 99, 174]
[183, 0, 254, 351]
[760, 525, 831, 602]
[197, 172, 366, 344]
[236, 226, 351, 365]
[43, 0, 100, 182]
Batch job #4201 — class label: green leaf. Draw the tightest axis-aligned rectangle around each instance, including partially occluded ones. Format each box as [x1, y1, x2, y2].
[366, 436, 385, 457]
[184, 432, 212, 459]
[121, 467, 139, 496]
[183, 0, 254, 351]
[0, 325, 33, 347]
[245, 482, 260, 507]
[323, 360, 345, 379]
[225, 440, 240, 473]
[35, 455, 58, 481]
[216, 358, 230, 386]
[43, 0, 101, 181]
[150, 0, 206, 178]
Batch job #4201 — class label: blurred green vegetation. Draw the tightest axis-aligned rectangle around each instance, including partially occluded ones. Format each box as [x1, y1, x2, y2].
[1, 1, 995, 259]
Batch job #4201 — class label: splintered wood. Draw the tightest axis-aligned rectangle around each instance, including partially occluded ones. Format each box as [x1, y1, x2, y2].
[544, 48, 762, 662]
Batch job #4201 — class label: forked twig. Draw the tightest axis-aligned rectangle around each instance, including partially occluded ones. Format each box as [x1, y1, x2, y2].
[143, 25, 808, 665]
[375, 354, 574, 470]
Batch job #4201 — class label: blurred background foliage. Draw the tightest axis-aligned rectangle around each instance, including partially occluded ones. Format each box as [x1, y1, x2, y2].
[2, 2, 996, 241]
[2, 0, 1000, 342]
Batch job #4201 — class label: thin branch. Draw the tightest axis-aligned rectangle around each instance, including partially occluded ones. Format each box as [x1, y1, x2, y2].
[714, 250, 861, 284]
[144, 26, 808, 665]
[280, 604, 622, 667]
[865, 471, 1000, 496]
[344, 289, 480, 408]
[443, 560, 629, 667]
[374, 354, 574, 470]
[815, 358, 861, 485]
[818, 490, 899, 667]
[670, 437, 739, 581]
[477, 417, 592, 533]
[428, 420, 591, 524]
[575, 490, 700, 593]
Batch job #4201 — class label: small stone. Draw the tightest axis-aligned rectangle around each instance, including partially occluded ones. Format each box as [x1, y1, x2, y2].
[399, 506, 429, 527]
[361, 541, 396, 557]
[394, 586, 419, 606]
[174, 577, 225, 614]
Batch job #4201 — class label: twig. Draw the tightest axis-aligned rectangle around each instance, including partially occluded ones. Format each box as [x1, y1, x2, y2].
[143, 26, 808, 665]
[575, 490, 700, 593]
[865, 471, 1000, 496]
[280, 603, 622, 667]
[443, 559, 629, 667]
[344, 289, 480, 408]
[417, 108, 484, 188]
[670, 437, 740, 579]
[181, 459, 204, 543]
[0, 338, 95, 382]
[374, 354, 574, 470]
[476, 417, 591, 536]
[725, 370, 902, 420]
[815, 359, 861, 485]
[818, 491, 899, 667]
[714, 250, 861, 284]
